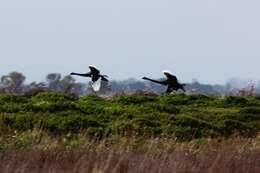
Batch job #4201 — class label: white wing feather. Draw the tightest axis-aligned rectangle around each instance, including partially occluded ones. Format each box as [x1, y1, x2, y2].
[91, 78, 102, 92]
[162, 70, 173, 75]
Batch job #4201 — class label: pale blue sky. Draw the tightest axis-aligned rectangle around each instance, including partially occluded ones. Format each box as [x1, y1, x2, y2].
[0, 0, 259, 84]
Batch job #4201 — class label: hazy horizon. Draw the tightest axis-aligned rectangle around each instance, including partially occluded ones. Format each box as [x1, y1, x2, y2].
[1, 0, 260, 84]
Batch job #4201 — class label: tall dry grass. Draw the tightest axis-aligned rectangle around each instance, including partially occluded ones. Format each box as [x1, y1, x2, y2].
[0, 138, 259, 173]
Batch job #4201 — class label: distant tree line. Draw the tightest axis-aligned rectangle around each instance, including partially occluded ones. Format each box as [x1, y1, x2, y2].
[0, 72, 87, 96]
[0, 71, 258, 96]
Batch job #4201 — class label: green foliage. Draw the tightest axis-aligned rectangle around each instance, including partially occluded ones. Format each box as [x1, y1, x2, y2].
[216, 96, 249, 107]
[239, 107, 260, 114]
[173, 115, 213, 129]
[170, 115, 215, 139]
[116, 95, 157, 105]
[29, 92, 76, 112]
[158, 94, 215, 106]
[0, 94, 28, 104]
[216, 119, 256, 137]
[78, 94, 106, 104]
[174, 126, 202, 140]
[140, 103, 180, 114]
[0, 92, 259, 142]
[0, 94, 28, 113]
[31, 92, 76, 102]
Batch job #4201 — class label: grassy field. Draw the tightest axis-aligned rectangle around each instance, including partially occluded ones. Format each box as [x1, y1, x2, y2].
[0, 138, 259, 173]
[0, 92, 260, 172]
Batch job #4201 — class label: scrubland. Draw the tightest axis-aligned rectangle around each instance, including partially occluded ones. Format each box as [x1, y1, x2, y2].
[0, 92, 260, 172]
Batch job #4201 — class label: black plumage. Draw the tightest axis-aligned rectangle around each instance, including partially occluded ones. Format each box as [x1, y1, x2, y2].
[70, 65, 108, 82]
[142, 71, 185, 93]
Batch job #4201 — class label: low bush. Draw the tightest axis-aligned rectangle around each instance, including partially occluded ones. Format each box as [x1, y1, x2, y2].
[172, 115, 213, 129]
[140, 103, 180, 114]
[116, 95, 157, 105]
[31, 92, 76, 103]
[0, 94, 28, 104]
[216, 119, 257, 137]
[0, 92, 259, 141]
[239, 107, 260, 114]
[217, 96, 248, 107]
[158, 94, 215, 106]
[174, 126, 202, 140]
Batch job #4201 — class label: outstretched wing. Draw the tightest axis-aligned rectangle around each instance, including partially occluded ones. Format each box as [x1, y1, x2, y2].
[163, 71, 178, 83]
[89, 65, 100, 76]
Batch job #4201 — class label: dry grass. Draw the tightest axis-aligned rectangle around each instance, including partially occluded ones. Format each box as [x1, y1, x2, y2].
[0, 138, 260, 173]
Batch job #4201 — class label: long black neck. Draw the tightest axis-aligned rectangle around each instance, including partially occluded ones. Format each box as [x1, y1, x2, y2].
[70, 72, 91, 77]
[143, 77, 167, 85]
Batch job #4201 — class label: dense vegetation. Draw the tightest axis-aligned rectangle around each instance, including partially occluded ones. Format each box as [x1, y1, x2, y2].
[0, 92, 260, 149]
[0, 92, 259, 172]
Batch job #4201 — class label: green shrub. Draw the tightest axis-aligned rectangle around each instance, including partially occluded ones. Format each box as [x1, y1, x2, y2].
[86, 127, 105, 138]
[108, 120, 135, 135]
[218, 96, 248, 107]
[173, 115, 213, 129]
[103, 106, 126, 116]
[0, 103, 26, 113]
[0, 94, 28, 104]
[216, 119, 256, 137]
[40, 114, 63, 134]
[158, 94, 214, 106]
[29, 101, 76, 112]
[239, 107, 260, 114]
[28, 92, 77, 113]
[75, 95, 108, 114]
[174, 126, 202, 140]
[74, 103, 105, 114]
[142, 103, 180, 114]
[116, 95, 157, 105]
[39, 112, 105, 134]
[31, 92, 76, 103]
[133, 115, 160, 128]
[4, 113, 37, 131]
[0, 92, 259, 141]
[250, 95, 260, 101]
[219, 113, 260, 122]
[0, 95, 29, 113]
[78, 94, 106, 104]
[169, 115, 217, 139]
